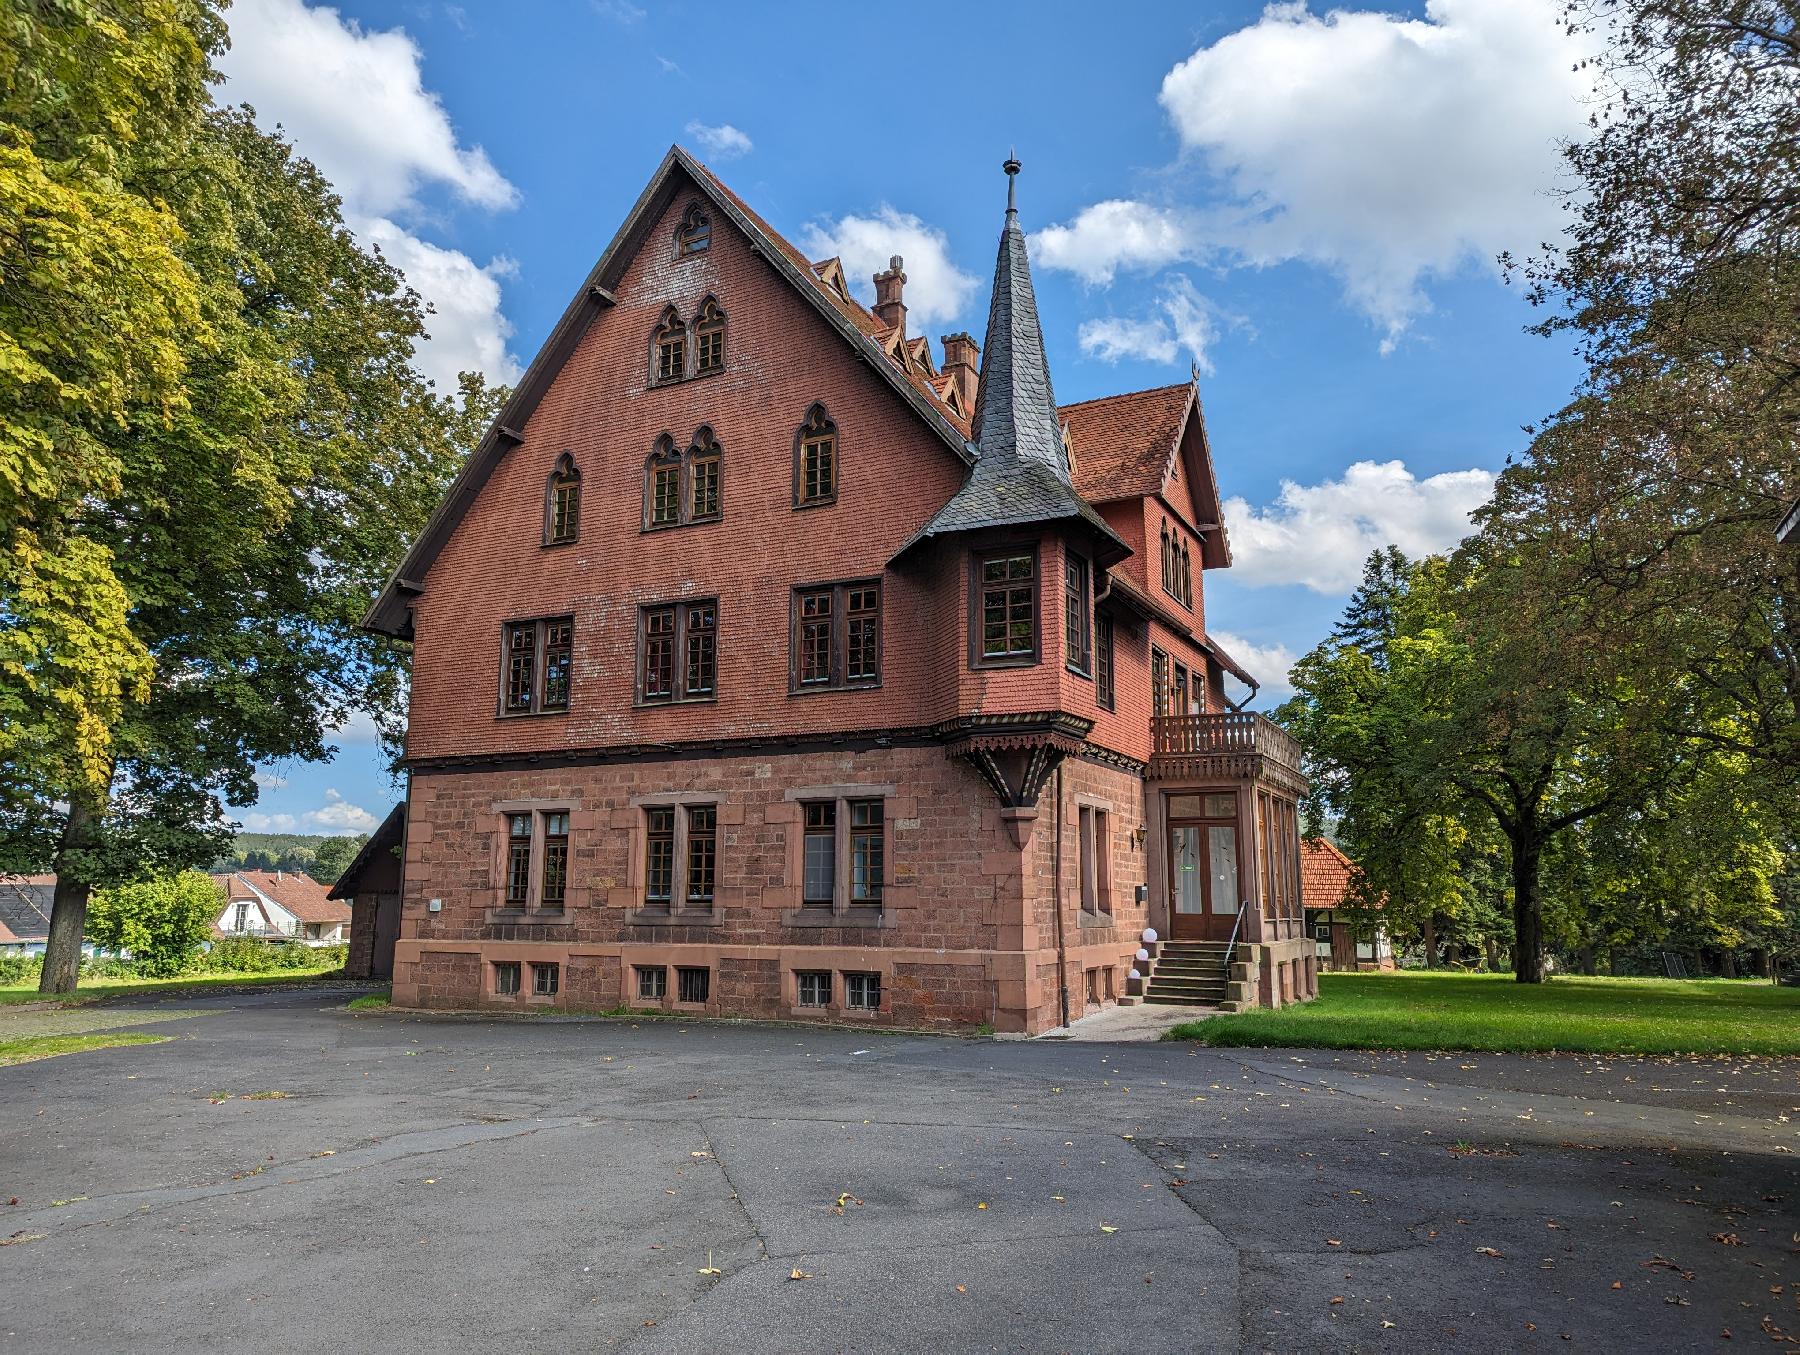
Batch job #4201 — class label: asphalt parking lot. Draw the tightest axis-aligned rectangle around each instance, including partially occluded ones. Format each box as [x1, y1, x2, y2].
[1, 988, 1794, 1353]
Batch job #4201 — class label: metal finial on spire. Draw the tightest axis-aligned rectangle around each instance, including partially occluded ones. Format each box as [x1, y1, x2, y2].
[1003, 151, 1021, 215]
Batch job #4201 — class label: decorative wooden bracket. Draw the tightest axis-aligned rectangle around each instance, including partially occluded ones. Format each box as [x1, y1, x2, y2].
[938, 713, 1092, 847]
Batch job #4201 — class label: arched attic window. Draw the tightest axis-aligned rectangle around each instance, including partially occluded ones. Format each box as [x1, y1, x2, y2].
[694, 297, 726, 375]
[645, 434, 683, 528]
[688, 426, 722, 521]
[676, 202, 711, 256]
[544, 452, 581, 545]
[1180, 537, 1193, 607]
[793, 403, 838, 507]
[652, 307, 687, 385]
[1159, 522, 1173, 596]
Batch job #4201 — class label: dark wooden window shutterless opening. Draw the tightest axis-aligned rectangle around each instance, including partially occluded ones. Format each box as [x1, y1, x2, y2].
[694, 298, 726, 375]
[1079, 805, 1111, 914]
[540, 811, 569, 910]
[849, 799, 884, 905]
[532, 962, 559, 997]
[686, 805, 716, 907]
[505, 813, 532, 906]
[653, 307, 686, 384]
[677, 966, 710, 1003]
[791, 580, 881, 690]
[1173, 661, 1191, 715]
[801, 802, 835, 906]
[689, 426, 722, 522]
[1096, 613, 1115, 711]
[794, 403, 837, 506]
[646, 430, 722, 530]
[974, 549, 1037, 665]
[501, 618, 573, 714]
[646, 435, 682, 528]
[676, 202, 711, 256]
[796, 971, 830, 1007]
[639, 600, 716, 703]
[844, 972, 881, 1011]
[1151, 646, 1170, 718]
[645, 806, 675, 907]
[1160, 522, 1173, 596]
[545, 452, 581, 546]
[1064, 551, 1091, 676]
[636, 965, 667, 1000]
[494, 961, 521, 996]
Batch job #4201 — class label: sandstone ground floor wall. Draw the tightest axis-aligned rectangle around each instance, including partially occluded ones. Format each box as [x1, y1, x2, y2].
[391, 744, 1152, 1035]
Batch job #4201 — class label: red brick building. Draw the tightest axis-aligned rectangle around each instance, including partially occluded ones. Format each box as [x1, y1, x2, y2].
[365, 147, 1314, 1033]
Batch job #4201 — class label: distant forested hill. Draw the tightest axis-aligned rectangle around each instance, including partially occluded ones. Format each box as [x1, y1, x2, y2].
[212, 833, 369, 883]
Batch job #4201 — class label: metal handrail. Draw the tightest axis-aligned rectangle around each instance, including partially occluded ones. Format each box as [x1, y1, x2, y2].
[1222, 899, 1251, 974]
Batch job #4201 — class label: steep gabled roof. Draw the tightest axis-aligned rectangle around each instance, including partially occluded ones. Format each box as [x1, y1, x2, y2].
[1301, 837, 1378, 911]
[364, 146, 976, 639]
[232, 870, 351, 926]
[895, 162, 1127, 564]
[1061, 379, 1232, 569]
[0, 876, 52, 943]
[328, 804, 406, 900]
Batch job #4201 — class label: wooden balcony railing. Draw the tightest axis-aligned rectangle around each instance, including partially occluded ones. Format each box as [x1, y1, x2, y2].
[1150, 711, 1303, 775]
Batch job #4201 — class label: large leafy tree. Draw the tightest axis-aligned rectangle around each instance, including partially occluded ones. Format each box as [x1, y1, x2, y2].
[0, 2, 502, 993]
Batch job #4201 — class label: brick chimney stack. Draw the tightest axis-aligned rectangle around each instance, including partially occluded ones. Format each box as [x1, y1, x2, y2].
[940, 331, 980, 411]
[872, 255, 907, 336]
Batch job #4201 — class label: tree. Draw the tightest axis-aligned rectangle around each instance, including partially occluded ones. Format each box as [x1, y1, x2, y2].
[0, 3, 505, 994]
[311, 834, 366, 886]
[85, 871, 220, 977]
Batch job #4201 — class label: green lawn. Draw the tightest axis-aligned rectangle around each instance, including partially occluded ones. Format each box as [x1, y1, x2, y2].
[0, 966, 347, 1007]
[345, 989, 390, 1010]
[0, 1032, 172, 1066]
[1167, 970, 1800, 1056]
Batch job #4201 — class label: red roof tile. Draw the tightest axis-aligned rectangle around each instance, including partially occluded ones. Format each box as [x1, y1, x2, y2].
[1301, 838, 1376, 910]
[1062, 382, 1193, 503]
[231, 870, 350, 926]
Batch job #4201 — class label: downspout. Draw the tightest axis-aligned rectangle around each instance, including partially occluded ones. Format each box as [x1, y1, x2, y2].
[1051, 762, 1070, 1030]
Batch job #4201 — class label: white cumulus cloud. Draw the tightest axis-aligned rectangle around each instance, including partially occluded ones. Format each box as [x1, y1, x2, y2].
[685, 121, 753, 159]
[1078, 276, 1222, 372]
[219, 0, 521, 386]
[307, 789, 381, 834]
[1223, 460, 1496, 593]
[1040, 0, 1591, 348]
[1210, 631, 1299, 703]
[800, 207, 978, 331]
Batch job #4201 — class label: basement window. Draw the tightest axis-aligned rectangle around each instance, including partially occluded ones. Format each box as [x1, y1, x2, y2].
[493, 961, 521, 997]
[532, 962, 559, 997]
[636, 965, 667, 1001]
[844, 972, 881, 1012]
[796, 971, 830, 1008]
[677, 966, 710, 1004]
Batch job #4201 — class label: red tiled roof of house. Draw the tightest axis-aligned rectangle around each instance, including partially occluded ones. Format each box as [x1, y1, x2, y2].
[1300, 837, 1369, 910]
[231, 870, 350, 926]
[1062, 382, 1193, 503]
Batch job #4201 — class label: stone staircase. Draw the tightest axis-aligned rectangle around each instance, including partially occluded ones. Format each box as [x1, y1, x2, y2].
[1143, 940, 1232, 1008]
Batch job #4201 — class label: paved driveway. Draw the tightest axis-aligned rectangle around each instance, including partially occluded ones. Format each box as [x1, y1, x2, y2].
[0, 990, 1794, 1353]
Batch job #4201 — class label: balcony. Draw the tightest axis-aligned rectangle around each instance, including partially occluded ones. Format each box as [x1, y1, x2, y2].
[1149, 712, 1305, 790]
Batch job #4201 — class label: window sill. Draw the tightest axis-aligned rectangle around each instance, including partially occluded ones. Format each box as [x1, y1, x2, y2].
[788, 679, 882, 697]
[640, 515, 722, 535]
[484, 907, 569, 923]
[781, 907, 888, 929]
[625, 907, 720, 927]
[632, 695, 719, 709]
[1077, 909, 1116, 930]
[496, 707, 570, 720]
[792, 495, 839, 511]
[1066, 664, 1093, 681]
[541, 537, 579, 550]
[970, 654, 1039, 671]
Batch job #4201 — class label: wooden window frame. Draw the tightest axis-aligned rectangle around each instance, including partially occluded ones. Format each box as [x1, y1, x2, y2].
[1077, 803, 1112, 916]
[843, 971, 882, 1012]
[497, 807, 573, 914]
[795, 970, 831, 1008]
[651, 307, 687, 386]
[499, 616, 574, 717]
[638, 798, 724, 916]
[791, 792, 887, 917]
[970, 545, 1040, 669]
[493, 961, 521, 997]
[687, 426, 722, 523]
[636, 965, 667, 1001]
[800, 801, 836, 908]
[693, 296, 726, 377]
[685, 804, 716, 908]
[792, 403, 838, 508]
[636, 599, 717, 705]
[644, 435, 683, 529]
[544, 452, 581, 547]
[848, 799, 884, 906]
[789, 579, 882, 692]
[675, 202, 711, 257]
[1096, 612, 1115, 711]
[1151, 646, 1170, 719]
[644, 805, 676, 909]
[1064, 550, 1092, 677]
[644, 430, 723, 531]
[531, 961, 560, 997]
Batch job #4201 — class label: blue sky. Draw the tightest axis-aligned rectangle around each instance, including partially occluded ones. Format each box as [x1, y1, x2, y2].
[218, 0, 1590, 835]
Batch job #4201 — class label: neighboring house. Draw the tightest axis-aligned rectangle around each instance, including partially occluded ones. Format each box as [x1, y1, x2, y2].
[0, 876, 53, 955]
[362, 147, 1314, 1033]
[1780, 498, 1798, 546]
[330, 805, 405, 981]
[1301, 838, 1395, 972]
[212, 870, 351, 946]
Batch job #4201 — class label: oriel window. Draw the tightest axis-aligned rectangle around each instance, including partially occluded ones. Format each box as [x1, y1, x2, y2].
[976, 551, 1036, 662]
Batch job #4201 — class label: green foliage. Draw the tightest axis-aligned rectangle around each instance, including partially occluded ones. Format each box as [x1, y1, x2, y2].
[310, 834, 365, 886]
[208, 832, 370, 882]
[0, 951, 41, 985]
[205, 938, 345, 974]
[84, 871, 218, 976]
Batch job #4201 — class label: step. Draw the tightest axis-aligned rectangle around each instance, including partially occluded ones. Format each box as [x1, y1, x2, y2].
[1147, 981, 1228, 999]
[1144, 994, 1220, 1007]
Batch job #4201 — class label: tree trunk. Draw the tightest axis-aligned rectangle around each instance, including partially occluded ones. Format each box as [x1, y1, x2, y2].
[1721, 949, 1737, 980]
[1577, 943, 1596, 976]
[1607, 949, 1619, 977]
[1510, 827, 1546, 983]
[1421, 913, 1437, 969]
[39, 791, 102, 996]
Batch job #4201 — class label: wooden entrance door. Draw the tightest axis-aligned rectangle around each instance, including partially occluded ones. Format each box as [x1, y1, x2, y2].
[371, 893, 401, 980]
[1168, 793, 1243, 941]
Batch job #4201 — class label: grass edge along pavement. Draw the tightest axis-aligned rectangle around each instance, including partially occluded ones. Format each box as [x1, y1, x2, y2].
[0, 1032, 172, 1067]
[1166, 970, 1800, 1056]
[1, 965, 351, 1007]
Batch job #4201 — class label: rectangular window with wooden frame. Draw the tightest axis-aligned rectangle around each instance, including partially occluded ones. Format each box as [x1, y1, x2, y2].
[796, 970, 830, 1008]
[974, 549, 1037, 665]
[844, 972, 881, 1011]
[686, 805, 716, 908]
[1078, 805, 1111, 915]
[791, 581, 881, 691]
[501, 617, 573, 715]
[500, 808, 572, 913]
[494, 961, 520, 996]
[848, 799, 884, 905]
[1064, 551, 1091, 676]
[1173, 662, 1190, 716]
[1095, 613, 1115, 711]
[1151, 647, 1170, 718]
[801, 802, 835, 907]
[532, 962, 559, 997]
[644, 806, 675, 908]
[505, 813, 532, 907]
[539, 811, 569, 911]
[639, 601, 716, 704]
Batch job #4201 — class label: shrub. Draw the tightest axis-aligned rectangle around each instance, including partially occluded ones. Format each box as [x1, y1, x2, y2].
[85, 873, 220, 977]
[0, 952, 44, 985]
[205, 938, 345, 974]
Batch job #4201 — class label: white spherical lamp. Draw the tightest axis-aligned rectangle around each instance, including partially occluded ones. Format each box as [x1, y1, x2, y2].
[1127, 968, 1141, 982]
[1135, 947, 1149, 962]
[1142, 927, 1158, 944]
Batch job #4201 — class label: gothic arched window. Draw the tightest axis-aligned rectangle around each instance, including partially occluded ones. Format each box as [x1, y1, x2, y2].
[545, 452, 581, 545]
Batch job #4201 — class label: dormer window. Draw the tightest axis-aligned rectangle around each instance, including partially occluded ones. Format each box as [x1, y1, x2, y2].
[545, 453, 581, 546]
[653, 307, 686, 384]
[676, 203, 711, 256]
[694, 298, 726, 375]
[794, 403, 837, 507]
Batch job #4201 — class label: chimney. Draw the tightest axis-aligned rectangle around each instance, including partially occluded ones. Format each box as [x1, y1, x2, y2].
[872, 255, 906, 336]
[940, 331, 980, 412]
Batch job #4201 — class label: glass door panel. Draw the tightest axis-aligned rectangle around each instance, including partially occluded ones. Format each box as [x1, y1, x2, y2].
[1173, 827, 1204, 914]
[1207, 825, 1239, 914]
